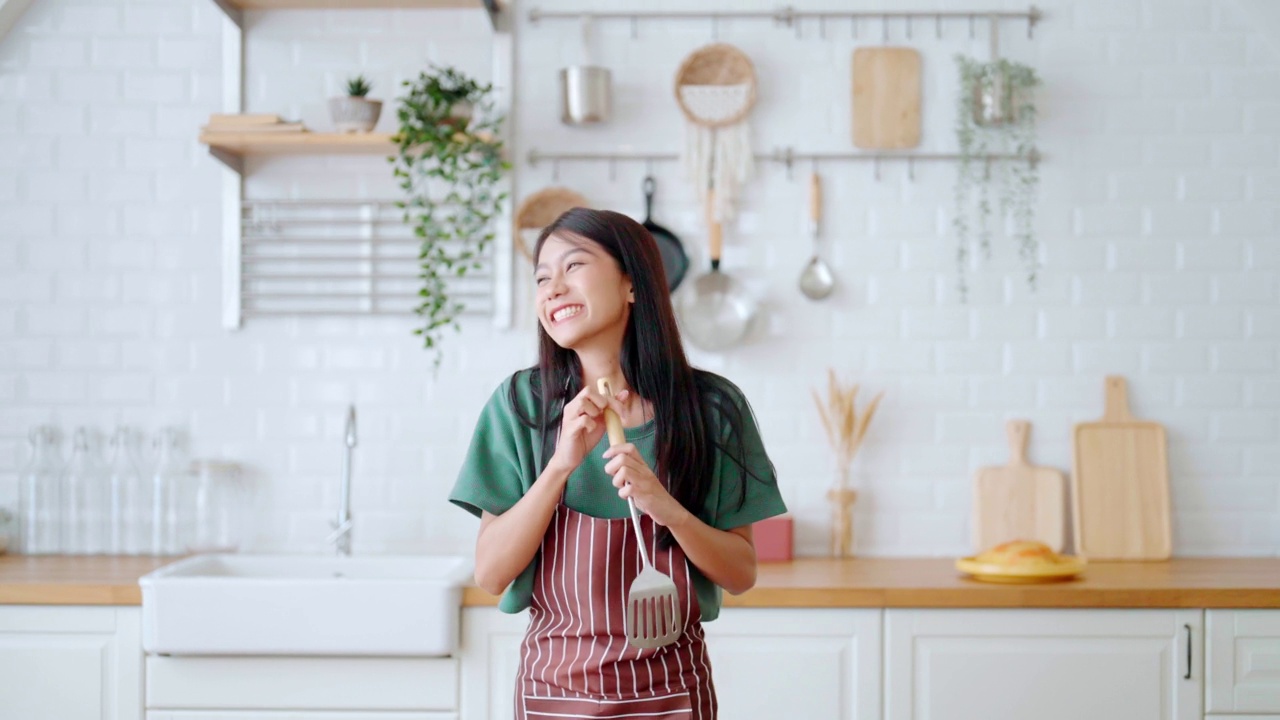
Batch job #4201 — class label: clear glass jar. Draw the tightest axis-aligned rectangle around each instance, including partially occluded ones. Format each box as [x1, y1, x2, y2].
[107, 426, 148, 555]
[189, 460, 246, 553]
[150, 428, 189, 556]
[62, 428, 109, 555]
[18, 426, 62, 555]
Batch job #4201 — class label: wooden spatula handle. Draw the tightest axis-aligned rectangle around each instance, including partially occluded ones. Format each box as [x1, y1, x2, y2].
[809, 171, 822, 225]
[705, 189, 722, 269]
[597, 378, 625, 447]
[1005, 419, 1030, 466]
[1102, 375, 1134, 421]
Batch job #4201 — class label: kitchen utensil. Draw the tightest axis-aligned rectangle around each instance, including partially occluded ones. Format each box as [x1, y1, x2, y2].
[1072, 376, 1172, 560]
[513, 186, 590, 261]
[798, 171, 835, 300]
[679, 189, 756, 351]
[955, 554, 1085, 584]
[641, 176, 689, 293]
[675, 43, 757, 222]
[972, 420, 1066, 553]
[597, 378, 682, 650]
[852, 47, 922, 149]
[560, 15, 611, 125]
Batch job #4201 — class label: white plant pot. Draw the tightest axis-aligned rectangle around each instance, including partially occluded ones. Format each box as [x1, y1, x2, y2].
[329, 96, 383, 133]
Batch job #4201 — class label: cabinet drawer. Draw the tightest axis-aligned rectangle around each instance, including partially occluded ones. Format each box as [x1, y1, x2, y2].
[146, 655, 458, 711]
[1207, 610, 1280, 713]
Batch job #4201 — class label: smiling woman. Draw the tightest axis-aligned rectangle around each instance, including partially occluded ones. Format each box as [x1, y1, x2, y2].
[448, 208, 786, 718]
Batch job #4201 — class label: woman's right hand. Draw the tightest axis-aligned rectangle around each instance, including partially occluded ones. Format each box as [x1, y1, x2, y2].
[547, 385, 611, 476]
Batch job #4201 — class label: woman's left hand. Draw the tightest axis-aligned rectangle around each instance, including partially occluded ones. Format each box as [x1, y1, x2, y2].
[603, 444, 691, 529]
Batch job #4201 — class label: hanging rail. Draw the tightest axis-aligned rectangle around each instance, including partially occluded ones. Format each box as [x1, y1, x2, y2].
[528, 6, 1042, 40]
[527, 147, 1040, 181]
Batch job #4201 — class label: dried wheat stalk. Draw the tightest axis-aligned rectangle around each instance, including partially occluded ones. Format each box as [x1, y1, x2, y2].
[812, 368, 883, 487]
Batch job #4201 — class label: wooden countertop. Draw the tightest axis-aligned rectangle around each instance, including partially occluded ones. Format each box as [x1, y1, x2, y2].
[463, 557, 1280, 609]
[2, 556, 1278, 608]
[0, 556, 174, 605]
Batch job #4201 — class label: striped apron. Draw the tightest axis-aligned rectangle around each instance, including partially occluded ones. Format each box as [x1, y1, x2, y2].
[515, 504, 717, 719]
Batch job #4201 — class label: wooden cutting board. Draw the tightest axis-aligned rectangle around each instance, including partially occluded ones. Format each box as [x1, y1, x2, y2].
[852, 47, 921, 149]
[1072, 376, 1172, 561]
[972, 420, 1066, 553]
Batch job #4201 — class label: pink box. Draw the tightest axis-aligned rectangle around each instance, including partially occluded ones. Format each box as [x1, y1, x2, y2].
[753, 515, 793, 563]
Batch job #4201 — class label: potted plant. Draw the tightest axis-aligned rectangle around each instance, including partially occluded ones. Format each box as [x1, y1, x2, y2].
[389, 65, 508, 362]
[953, 55, 1041, 300]
[330, 74, 382, 133]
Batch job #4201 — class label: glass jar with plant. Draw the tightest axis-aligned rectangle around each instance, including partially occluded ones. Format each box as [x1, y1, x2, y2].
[389, 65, 508, 363]
[330, 74, 382, 133]
[953, 55, 1041, 300]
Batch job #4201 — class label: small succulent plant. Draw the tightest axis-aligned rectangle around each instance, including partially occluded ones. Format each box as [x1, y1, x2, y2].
[345, 75, 372, 98]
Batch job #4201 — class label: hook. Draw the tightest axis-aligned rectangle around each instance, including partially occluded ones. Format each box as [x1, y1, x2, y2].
[874, 157, 882, 182]
[552, 160, 560, 182]
[711, 13, 719, 41]
[1028, 5, 1040, 39]
[906, 16, 912, 40]
[795, 15, 802, 39]
[850, 16, 857, 38]
[908, 157, 915, 182]
[881, 13, 889, 42]
[818, 15, 826, 40]
[968, 14, 975, 39]
[935, 14, 942, 38]
[645, 158, 654, 177]
[609, 158, 617, 182]
[630, 15, 638, 39]
[983, 156, 992, 182]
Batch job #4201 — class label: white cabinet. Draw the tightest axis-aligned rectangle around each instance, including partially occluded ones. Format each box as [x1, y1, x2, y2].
[704, 607, 881, 720]
[885, 608, 1203, 720]
[0, 605, 143, 720]
[457, 606, 882, 720]
[1207, 610, 1280, 714]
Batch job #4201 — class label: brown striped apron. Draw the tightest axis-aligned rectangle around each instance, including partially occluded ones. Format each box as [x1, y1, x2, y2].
[515, 504, 717, 719]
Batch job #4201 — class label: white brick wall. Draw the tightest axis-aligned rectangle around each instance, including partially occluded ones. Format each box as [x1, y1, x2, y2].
[0, 0, 1277, 558]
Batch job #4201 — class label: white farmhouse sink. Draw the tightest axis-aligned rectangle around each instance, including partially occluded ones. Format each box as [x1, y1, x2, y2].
[140, 554, 472, 657]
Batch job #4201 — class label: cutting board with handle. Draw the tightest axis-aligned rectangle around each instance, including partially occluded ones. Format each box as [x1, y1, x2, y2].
[852, 47, 921, 149]
[972, 419, 1066, 553]
[1072, 376, 1172, 561]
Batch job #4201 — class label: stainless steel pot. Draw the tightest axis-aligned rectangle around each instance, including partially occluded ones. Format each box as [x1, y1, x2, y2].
[560, 66, 611, 125]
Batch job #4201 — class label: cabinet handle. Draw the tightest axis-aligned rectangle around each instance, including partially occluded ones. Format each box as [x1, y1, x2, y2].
[1183, 623, 1192, 680]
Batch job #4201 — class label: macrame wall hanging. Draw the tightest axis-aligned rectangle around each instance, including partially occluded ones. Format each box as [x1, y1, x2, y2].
[674, 43, 758, 224]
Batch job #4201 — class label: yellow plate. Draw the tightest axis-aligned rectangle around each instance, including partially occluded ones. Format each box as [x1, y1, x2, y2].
[955, 555, 1086, 584]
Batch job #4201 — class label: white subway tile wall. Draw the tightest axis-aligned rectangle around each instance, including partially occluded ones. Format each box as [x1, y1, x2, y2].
[0, 0, 1277, 557]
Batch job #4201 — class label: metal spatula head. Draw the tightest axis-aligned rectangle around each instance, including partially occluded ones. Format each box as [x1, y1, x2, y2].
[597, 378, 683, 650]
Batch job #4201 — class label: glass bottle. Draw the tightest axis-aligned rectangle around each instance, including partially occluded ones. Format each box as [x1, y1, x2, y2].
[62, 428, 108, 555]
[18, 426, 63, 555]
[190, 460, 245, 553]
[149, 428, 189, 556]
[107, 426, 148, 555]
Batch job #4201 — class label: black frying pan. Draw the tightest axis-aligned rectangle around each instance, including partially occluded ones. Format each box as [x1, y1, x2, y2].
[641, 177, 689, 292]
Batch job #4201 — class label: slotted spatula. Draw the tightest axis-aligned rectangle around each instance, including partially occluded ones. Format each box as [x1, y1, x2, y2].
[597, 378, 682, 650]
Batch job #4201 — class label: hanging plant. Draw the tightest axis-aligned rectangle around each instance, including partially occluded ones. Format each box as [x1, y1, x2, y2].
[954, 55, 1041, 300]
[390, 65, 508, 362]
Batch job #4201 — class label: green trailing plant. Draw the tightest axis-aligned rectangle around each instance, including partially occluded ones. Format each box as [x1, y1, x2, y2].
[390, 65, 508, 362]
[346, 75, 372, 98]
[954, 55, 1041, 300]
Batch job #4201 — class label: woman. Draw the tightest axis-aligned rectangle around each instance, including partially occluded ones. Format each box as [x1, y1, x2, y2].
[450, 208, 785, 719]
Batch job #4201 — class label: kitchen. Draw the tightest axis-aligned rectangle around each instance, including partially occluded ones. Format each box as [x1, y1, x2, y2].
[1, 0, 1278, 718]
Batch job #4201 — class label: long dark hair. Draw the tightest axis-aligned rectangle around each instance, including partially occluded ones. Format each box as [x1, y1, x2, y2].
[509, 207, 771, 548]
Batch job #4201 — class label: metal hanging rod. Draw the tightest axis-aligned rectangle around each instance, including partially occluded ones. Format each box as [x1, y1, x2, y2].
[527, 147, 1040, 181]
[528, 6, 1042, 39]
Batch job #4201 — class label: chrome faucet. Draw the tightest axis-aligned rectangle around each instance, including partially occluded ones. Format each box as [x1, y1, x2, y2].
[326, 405, 356, 556]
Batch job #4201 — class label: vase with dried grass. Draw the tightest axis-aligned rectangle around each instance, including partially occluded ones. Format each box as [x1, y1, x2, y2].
[813, 369, 883, 557]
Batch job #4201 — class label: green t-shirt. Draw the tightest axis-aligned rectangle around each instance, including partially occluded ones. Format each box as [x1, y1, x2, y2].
[449, 370, 786, 621]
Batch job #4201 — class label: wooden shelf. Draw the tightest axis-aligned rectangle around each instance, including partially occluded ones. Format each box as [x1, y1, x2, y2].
[199, 131, 397, 174]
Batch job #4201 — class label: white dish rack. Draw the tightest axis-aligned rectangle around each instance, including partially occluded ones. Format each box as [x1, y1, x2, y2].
[224, 198, 509, 327]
